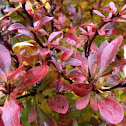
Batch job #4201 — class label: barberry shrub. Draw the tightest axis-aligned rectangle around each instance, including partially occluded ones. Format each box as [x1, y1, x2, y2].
[0, 0, 126, 126]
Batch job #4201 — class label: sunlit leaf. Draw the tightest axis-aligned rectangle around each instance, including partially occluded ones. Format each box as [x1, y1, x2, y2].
[12, 40, 39, 56]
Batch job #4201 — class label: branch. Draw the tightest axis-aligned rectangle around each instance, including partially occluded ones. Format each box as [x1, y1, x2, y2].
[101, 83, 126, 92]
[22, 3, 44, 48]
[16, 92, 36, 99]
[49, 0, 55, 33]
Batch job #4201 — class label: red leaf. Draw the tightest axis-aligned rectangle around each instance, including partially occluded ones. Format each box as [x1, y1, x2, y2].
[65, 33, 78, 45]
[0, 98, 22, 126]
[48, 31, 62, 43]
[37, 109, 56, 126]
[0, 44, 11, 75]
[48, 95, 69, 114]
[61, 48, 73, 62]
[90, 95, 98, 111]
[67, 71, 86, 82]
[13, 0, 24, 3]
[71, 84, 92, 97]
[18, 65, 49, 89]
[93, 10, 105, 17]
[65, 58, 82, 66]
[0, 118, 4, 126]
[8, 23, 27, 31]
[41, 16, 54, 26]
[76, 94, 90, 110]
[98, 98, 124, 124]
[98, 36, 123, 75]
[7, 64, 24, 80]
[68, 27, 76, 33]
[54, 79, 67, 92]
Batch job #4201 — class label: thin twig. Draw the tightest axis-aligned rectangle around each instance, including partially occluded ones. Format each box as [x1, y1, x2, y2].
[49, 0, 55, 33]
[22, 3, 44, 48]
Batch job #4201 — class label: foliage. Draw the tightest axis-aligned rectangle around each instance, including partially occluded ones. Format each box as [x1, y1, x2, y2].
[0, 0, 126, 126]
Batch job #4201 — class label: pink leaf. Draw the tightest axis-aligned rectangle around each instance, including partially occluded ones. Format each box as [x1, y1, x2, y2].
[121, 4, 126, 12]
[48, 31, 62, 43]
[48, 41, 59, 46]
[121, 15, 126, 18]
[90, 95, 98, 111]
[0, 98, 22, 126]
[8, 23, 27, 31]
[0, 44, 11, 75]
[18, 65, 49, 89]
[93, 10, 105, 17]
[55, 46, 69, 52]
[90, 43, 98, 52]
[79, 27, 87, 34]
[39, 47, 49, 56]
[109, 2, 117, 13]
[18, 29, 32, 38]
[65, 33, 78, 45]
[48, 95, 69, 114]
[71, 84, 92, 97]
[65, 58, 82, 66]
[4, 7, 18, 13]
[88, 51, 97, 75]
[98, 98, 124, 124]
[97, 40, 108, 65]
[99, 36, 123, 75]
[115, 19, 126, 22]
[75, 51, 88, 73]
[50, 60, 62, 73]
[41, 16, 54, 26]
[76, 94, 90, 110]
[39, 29, 48, 35]
[61, 48, 73, 62]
